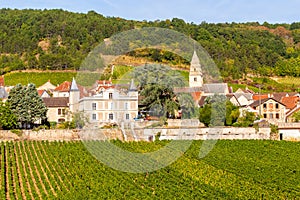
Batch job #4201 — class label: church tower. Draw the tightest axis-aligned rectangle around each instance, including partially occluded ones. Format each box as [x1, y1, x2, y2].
[189, 51, 203, 88]
[69, 77, 80, 114]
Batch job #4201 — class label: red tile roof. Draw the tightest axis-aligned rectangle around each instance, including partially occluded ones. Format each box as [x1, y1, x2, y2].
[37, 90, 45, 96]
[252, 94, 269, 101]
[0, 76, 4, 87]
[54, 81, 71, 92]
[98, 80, 112, 85]
[281, 96, 299, 110]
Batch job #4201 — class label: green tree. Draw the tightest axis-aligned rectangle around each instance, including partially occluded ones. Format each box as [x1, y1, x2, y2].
[234, 111, 256, 127]
[72, 112, 88, 129]
[199, 95, 227, 127]
[177, 93, 199, 119]
[291, 111, 300, 122]
[130, 64, 186, 90]
[199, 103, 211, 126]
[140, 84, 180, 118]
[7, 83, 48, 129]
[225, 101, 240, 126]
[0, 102, 17, 130]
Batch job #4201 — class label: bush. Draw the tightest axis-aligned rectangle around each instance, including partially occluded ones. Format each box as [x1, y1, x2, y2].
[11, 129, 23, 137]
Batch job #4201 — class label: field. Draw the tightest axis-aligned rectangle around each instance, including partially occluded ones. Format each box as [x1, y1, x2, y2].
[4, 71, 77, 87]
[276, 76, 300, 87]
[1, 140, 299, 199]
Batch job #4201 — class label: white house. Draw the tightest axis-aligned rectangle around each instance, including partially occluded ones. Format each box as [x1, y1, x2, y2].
[79, 79, 138, 124]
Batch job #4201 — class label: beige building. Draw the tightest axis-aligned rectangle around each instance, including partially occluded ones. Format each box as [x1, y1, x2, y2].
[42, 97, 70, 123]
[42, 78, 79, 123]
[79, 80, 138, 124]
[249, 98, 287, 123]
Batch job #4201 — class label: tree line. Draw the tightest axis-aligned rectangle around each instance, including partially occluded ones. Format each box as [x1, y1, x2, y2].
[0, 9, 300, 79]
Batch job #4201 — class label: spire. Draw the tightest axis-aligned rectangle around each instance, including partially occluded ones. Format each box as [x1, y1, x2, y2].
[191, 50, 201, 68]
[70, 77, 79, 91]
[129, 79, 137, 91]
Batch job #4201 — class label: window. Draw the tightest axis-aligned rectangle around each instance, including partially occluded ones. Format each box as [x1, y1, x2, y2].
[194, 68, 196, 72]
[126, 114, 130, 120]
[125, 102, 128, 110]
[269, 113, 273, 119]
[109, 113, 113, 120]
[109, 93, 113, 99]
[92, 103, 96, 110]
[194, 77, 197, 82]
[263, 114, 267, 118]
[269, 103, 273, 109]
[92, 114, 97, 120]
[109, 102, 114, 110]
[275, 103, 279, 109]
[58, 118, 65, 123]
[58, 109, 62, 115]
[276, 113, 280, 119]
[263, 104, 267, 109]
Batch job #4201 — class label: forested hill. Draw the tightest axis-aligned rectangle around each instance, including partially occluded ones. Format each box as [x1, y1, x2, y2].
[1, 8, 300, 79]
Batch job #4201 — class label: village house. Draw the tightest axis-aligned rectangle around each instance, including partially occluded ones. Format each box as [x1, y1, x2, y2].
[248, 98, 287, 123]
[79, 79, 138, 124]
[42, 78, 80, 123]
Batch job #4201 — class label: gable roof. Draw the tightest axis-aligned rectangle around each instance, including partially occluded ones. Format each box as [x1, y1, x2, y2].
[54, 81, 71, 92]
[249, 98, 286, 108]
[281, 96, 299, 110]
[37, 80, 56, 91]
[252, 94, 269, 101]
[202, 83, 229, 94]
[234, 93, 253, 101]
[42, 97, 69, 107]
[37, 90, 46, 96]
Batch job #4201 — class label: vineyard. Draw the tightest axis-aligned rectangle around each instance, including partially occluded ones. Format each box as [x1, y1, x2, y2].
[0, 140, 299, 199]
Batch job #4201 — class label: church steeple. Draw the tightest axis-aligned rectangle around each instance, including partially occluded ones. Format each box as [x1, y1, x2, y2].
[189, 50, 203, 88]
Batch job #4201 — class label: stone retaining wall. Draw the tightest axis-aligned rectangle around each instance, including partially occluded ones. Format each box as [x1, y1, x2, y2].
[0, 127, 271, 141]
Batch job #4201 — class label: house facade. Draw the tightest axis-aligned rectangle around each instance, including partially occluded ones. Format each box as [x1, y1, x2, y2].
[42, 97, 70, 123]
[79, 80, 138, 124]
[249, 98, 287, 123]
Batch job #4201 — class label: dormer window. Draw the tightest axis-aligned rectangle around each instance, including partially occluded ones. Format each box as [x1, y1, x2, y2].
[194, 77, 197, 82]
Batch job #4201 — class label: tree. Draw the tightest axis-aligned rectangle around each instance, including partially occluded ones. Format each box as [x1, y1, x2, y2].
[130, 64, 185, 119]
[0, 102, 17, 130]
[291, 111, 300, 122]
[140, 83, 180, 118]
[7, 83, 48, 129]
[233, 111, 256, 127]
[130, 64, 186, 90]
[225, 101, 240, 126]
[177, 93, 199, 119]
[72, 112, 88, 129]
[199, 94, 226, 127]
[199, 103, 211, 126]
[199, 95, 241, 127]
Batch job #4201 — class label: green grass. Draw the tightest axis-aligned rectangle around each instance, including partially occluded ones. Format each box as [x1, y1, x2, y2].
[1, 140, 299, 199]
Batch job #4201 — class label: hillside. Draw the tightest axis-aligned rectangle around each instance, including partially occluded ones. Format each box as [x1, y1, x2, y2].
[1, 140, 299, 199]
[1, 9, 300, 80]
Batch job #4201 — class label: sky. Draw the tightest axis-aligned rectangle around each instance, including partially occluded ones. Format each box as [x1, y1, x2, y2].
[0, 0, 299, 24]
